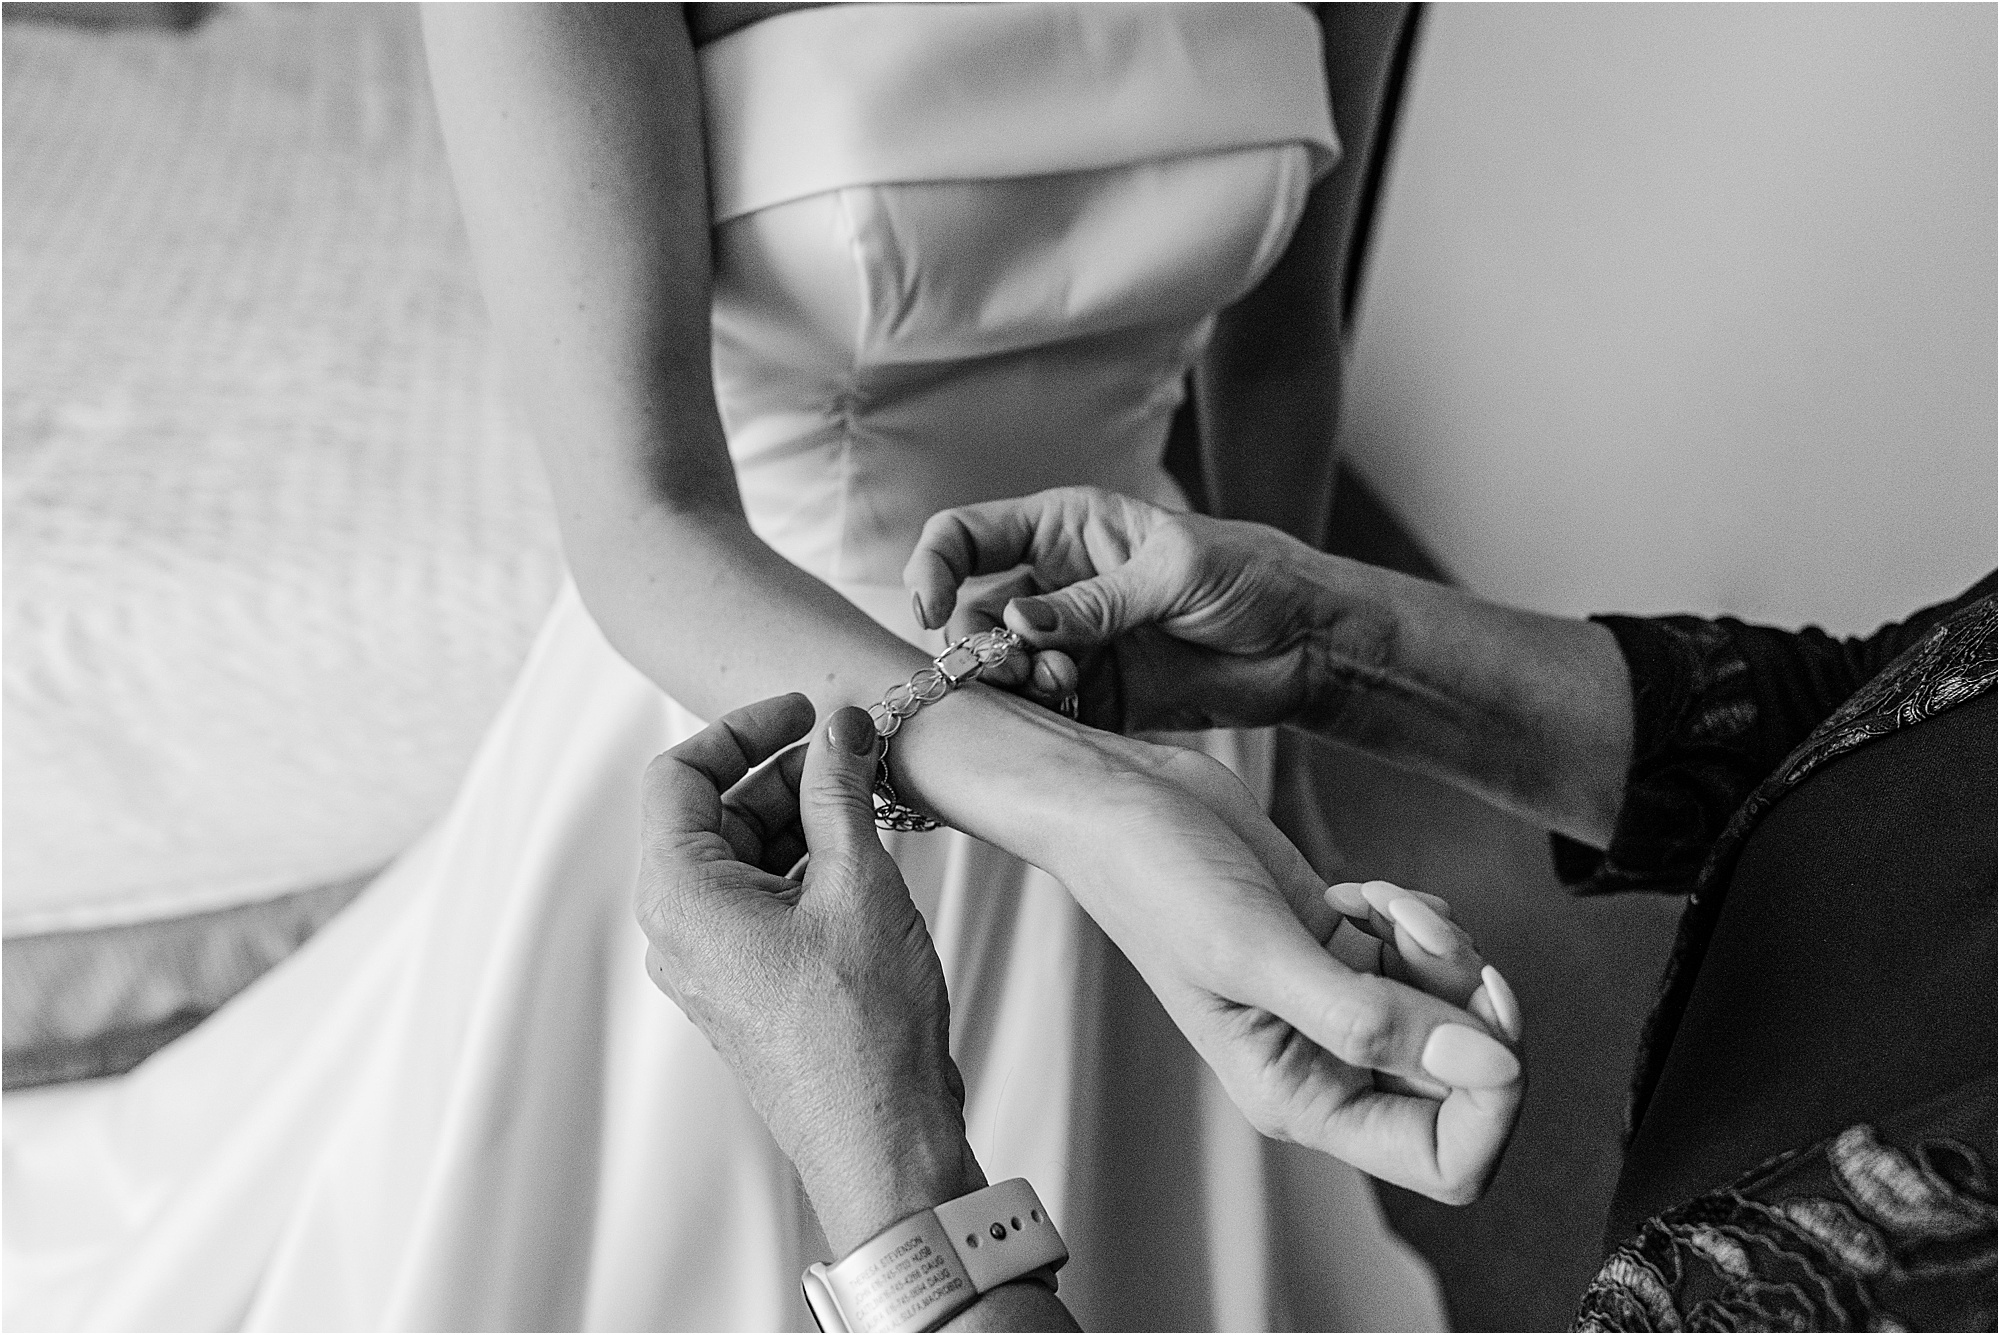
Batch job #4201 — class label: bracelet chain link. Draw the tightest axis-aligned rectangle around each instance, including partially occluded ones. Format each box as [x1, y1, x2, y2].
[867, 628, 1022, 831]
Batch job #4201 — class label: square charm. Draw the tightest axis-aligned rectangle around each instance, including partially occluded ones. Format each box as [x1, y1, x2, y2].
[935, 644, 982, 684]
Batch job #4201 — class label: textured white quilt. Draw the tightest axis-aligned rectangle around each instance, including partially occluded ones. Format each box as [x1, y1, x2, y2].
[3, 6, 564, 936]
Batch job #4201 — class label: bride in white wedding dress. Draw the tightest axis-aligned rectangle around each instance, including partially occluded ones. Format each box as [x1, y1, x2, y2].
[4, 6, 1445, 1329]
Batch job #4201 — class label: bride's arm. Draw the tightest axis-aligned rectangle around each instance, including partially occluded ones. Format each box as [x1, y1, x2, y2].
[421, 5, 1084, 853]
[422, 15, 1516, 1193]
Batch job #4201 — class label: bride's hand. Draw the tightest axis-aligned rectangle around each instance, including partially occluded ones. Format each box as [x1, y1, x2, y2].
[1017, 726, 1524, 1205]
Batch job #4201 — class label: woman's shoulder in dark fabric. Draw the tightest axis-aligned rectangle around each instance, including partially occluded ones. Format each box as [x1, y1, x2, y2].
[1575, 1078, 1997, 1332]
[1613, 586, 1994, 1139]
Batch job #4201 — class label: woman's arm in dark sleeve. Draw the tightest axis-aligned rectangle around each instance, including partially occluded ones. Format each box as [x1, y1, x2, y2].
[1556, 572, 1997, 895]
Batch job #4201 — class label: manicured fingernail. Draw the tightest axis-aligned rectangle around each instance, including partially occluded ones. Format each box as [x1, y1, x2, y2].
[1386, 896, 1456, 957]
[1012, 598, 1058, 633]
[1422, 1024, 1521, 1089]
[828, 707, 878, 756]
[1361, 880, 1454, 922]
[1324, 882, 1371, 916]
[1481, 965, 1523, 1043]
[1358, 880, 1405, 917]
[912, 591, 931, 629]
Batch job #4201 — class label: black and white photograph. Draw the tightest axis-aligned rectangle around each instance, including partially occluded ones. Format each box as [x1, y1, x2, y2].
[3, 3, 1994, 1331]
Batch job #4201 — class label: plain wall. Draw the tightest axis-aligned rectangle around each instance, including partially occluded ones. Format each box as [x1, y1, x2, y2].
[1344, 2, 1997, 632]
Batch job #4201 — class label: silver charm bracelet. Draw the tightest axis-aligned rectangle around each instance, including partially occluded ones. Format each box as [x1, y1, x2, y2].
[866, 628, 1023, 831]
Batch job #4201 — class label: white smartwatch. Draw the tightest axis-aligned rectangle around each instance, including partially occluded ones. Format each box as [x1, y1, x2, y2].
[801, 1179, 1068, 1333]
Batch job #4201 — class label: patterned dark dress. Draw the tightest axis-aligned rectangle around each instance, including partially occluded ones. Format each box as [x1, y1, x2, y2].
[1554, 575, 1997, 1332]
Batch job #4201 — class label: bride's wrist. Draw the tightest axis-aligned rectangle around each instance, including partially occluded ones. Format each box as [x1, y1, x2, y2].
[881, 685, 1110, 869]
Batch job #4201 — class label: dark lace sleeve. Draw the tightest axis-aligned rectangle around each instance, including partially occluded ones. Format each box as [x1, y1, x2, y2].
[1552, 573, 1998, 896]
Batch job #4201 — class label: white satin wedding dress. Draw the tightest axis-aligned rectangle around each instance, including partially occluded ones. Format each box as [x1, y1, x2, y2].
[4, 7, 1445, 1330]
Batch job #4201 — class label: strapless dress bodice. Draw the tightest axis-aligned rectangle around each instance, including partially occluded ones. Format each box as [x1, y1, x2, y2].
[700, 3, 1338, 626]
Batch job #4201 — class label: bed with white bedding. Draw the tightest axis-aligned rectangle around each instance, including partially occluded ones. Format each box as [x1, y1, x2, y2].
[3, 4, 563, 1084]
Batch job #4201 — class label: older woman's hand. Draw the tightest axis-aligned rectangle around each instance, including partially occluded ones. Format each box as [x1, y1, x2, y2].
[905, 486, 1384, 733]
[904, 485, 1634, 848]
[634, 693, 985, 1257]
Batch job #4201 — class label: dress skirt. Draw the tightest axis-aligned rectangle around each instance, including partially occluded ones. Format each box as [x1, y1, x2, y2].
[4, 7, 1445, 1329]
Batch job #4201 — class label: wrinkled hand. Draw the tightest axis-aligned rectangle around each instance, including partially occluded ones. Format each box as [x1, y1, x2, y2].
[1045, 736, 1525, 1204]
[904, 486, 1390, 734]
[634, 694, 984, 1254]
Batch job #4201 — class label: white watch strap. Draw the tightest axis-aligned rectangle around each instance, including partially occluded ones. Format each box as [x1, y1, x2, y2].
[802, 1179, 1066, 1333]
[805, 1207, 969, 1333]
[932, 1178, 1064, 1296]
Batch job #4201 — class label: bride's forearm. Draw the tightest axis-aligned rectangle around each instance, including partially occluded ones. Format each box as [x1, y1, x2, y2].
[569, 503, 1099, 862]
[566, 507, 930, 723]
[426, 5, 1106, 861]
